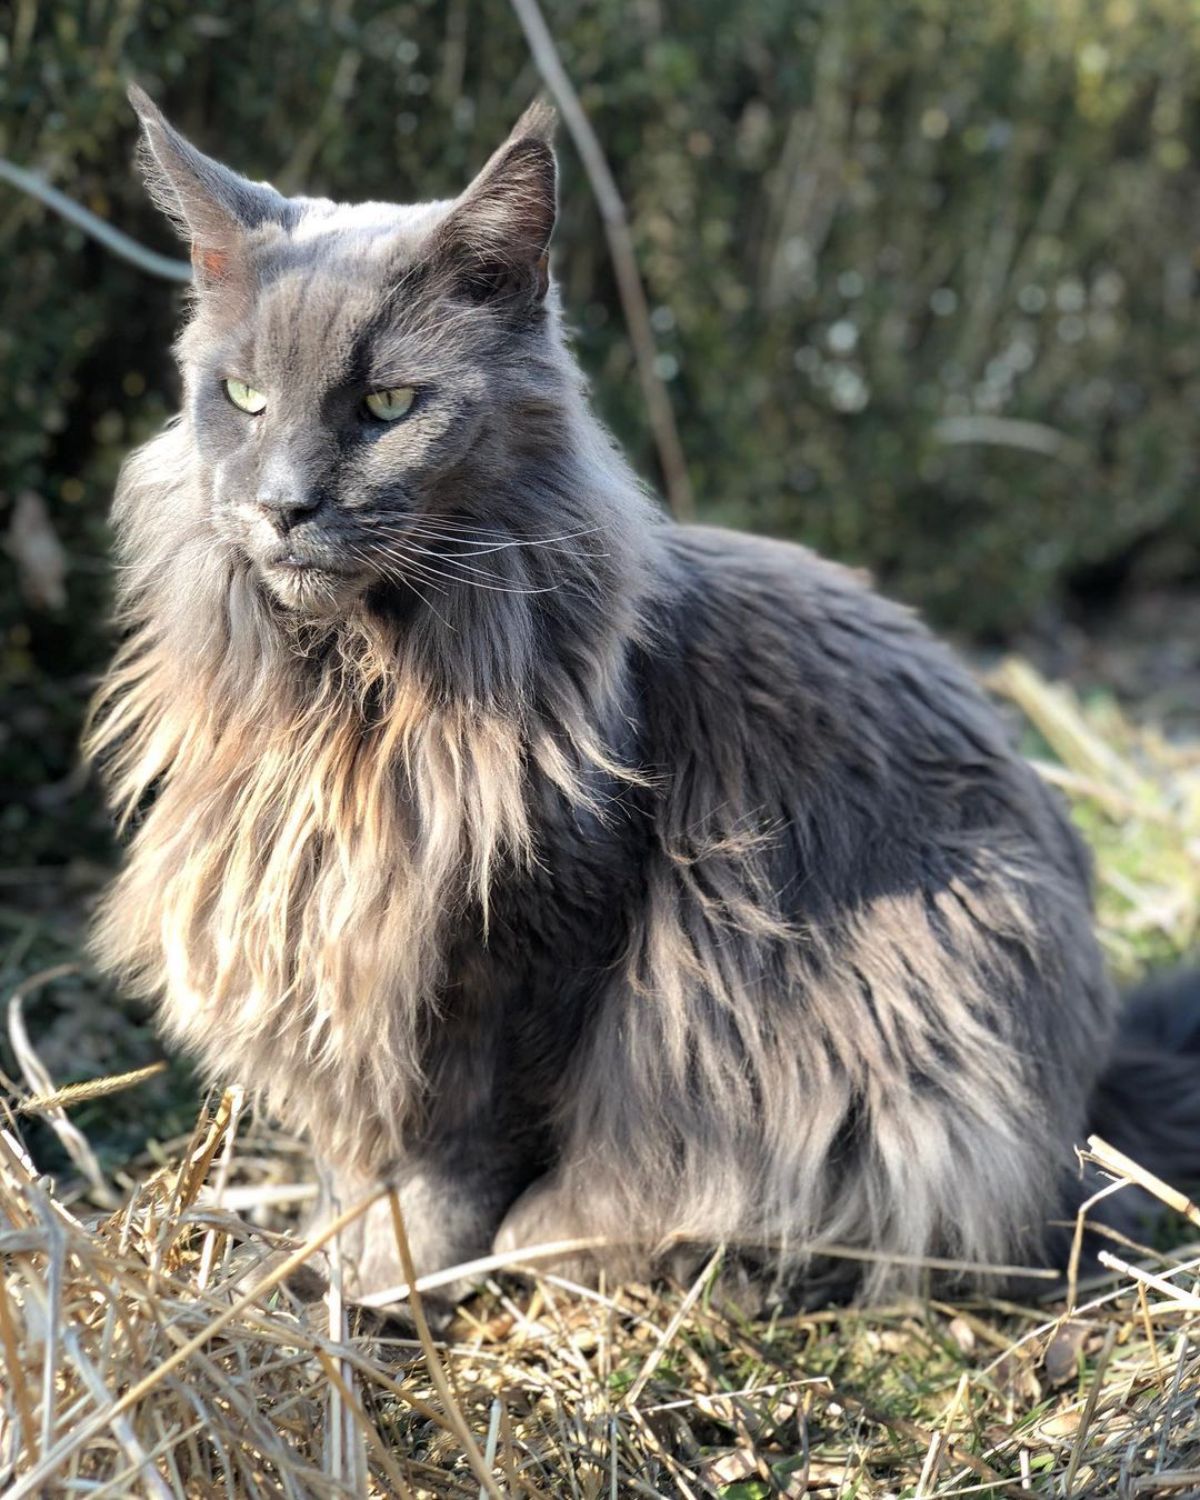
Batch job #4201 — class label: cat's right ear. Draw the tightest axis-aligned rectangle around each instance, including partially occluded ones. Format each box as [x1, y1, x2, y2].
[431, 102, 559, 312]
[128, 84, 287, 287]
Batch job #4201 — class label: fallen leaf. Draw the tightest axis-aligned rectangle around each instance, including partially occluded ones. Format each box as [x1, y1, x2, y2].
[700, 1447, 761, 1486]
[1043, 1321, 1088, 1387]
[1036, 1406, 1082, 1440]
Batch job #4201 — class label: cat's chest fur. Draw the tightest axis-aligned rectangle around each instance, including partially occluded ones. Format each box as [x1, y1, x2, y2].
[91, 645, 639, 1169]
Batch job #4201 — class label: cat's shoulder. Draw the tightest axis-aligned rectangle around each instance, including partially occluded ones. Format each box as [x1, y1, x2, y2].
[640, 518, 1014, 763]
[657, 521, 937, 659]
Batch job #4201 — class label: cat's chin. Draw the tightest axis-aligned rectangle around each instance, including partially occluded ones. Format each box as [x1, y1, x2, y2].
[261, 561, 367, 617]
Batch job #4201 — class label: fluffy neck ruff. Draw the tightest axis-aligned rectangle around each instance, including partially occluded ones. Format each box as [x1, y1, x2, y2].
[87, 423, 649, 1170]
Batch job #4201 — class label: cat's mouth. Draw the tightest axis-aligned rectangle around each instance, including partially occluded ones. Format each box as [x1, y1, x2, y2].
[260, 548, 365, 613]
[269, 553, 355, 577]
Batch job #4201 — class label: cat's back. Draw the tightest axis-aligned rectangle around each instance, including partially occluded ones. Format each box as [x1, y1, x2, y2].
[644, 522, 1092, 900]
[652, 520, 1008, 766]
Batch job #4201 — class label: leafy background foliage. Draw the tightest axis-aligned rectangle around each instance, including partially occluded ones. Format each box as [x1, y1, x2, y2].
[3, 0, 1200, 872]
[1, 13, 1198, 1492]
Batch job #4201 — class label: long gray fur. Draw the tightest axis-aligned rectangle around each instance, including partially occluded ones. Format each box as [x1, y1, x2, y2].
[87, 86, 1200, 1305]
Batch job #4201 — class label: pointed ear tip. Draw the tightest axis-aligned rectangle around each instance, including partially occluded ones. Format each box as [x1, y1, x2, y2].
[127, 81, 161, 122]
[514, 99, 558, 146]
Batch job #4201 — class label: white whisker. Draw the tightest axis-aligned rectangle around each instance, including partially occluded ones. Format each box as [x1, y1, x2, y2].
[358, 536, 567, 597]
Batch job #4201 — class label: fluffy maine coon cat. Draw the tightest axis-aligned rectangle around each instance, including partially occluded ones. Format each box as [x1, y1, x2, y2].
[89, 85, 1200, 1305]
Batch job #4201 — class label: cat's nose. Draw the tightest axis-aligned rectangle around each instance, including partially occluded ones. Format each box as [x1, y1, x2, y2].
[253, 484, 324, 532]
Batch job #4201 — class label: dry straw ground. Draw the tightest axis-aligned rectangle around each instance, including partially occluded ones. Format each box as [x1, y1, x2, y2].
[1, 662, 1198, 1498]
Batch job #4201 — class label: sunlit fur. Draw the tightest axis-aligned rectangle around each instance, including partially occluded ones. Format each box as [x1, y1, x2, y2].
[89, 92, 1198, 1305]
[88, 405, 649, 1177]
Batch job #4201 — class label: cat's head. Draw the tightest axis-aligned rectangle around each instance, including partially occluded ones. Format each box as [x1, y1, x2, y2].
[128, 84, 567, 619]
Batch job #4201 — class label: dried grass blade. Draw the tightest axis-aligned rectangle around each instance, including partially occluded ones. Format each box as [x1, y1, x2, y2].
[58, 1322, 176, 1500]
[18, 1061, 168, 1115]
[170, 1086, 241, 1221]
[7, 968, 115, 1207]
[1097, 1252, 1200, 1313]
[1062, 1325, 1116, 1497]
[3, 1183, 390, 1499]
[0, 1261, 36, 1464]
[623, 1248, 721, 1409]
[1088, 1135, 1200, 1230]
[386, 1189, 504, 1500]
[316, 1349, 413, 1497]
[196, 1085, 246, 1291]
[991, 659, 1147, 798]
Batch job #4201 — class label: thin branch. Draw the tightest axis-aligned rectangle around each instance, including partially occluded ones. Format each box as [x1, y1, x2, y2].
[0, 156, 191, 282]
[1088, 1134, 1200, 1231]
[932, 413, 1086, 463]
[506, 0, 695, 519]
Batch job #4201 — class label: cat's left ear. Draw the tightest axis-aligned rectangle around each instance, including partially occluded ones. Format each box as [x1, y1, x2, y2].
[434, 101, 558, 308]
[128, 83, 289, 287]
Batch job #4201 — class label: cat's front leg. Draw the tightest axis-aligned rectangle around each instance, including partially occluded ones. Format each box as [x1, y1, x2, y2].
[313, 1153, 517, 1309]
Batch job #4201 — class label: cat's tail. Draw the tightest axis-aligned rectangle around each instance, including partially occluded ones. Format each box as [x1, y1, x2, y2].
[1083, 966, 1200, 1232]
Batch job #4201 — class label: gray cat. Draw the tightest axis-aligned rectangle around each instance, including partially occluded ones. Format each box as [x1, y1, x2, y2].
[88, 85, 1199, 1306]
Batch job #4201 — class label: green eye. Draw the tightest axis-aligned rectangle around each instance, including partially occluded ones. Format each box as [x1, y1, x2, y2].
[224, 378, 267, 415]
[364, 386, 417, 422]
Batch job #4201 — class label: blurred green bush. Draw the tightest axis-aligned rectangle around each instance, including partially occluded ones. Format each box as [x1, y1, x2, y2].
[3, 0, 1199, 867]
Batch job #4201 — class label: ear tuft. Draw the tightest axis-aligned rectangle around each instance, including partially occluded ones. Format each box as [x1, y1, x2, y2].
[508, 98, 558, 147]
[127, 81, 161, 125]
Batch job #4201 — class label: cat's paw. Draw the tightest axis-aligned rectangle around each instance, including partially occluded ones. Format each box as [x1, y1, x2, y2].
[492, 1178, 616, 1284]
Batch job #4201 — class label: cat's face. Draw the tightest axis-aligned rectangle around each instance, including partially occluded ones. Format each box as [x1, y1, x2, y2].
[180, 215, 505, 617]
[131, 86, 559, 618]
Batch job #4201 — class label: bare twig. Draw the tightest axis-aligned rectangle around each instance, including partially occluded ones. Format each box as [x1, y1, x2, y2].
[933, 414, 1086, 463]
[0, 157, 191, 281]
[1088, 1135, 1200, 1231]
[506, 0, 695, 519]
